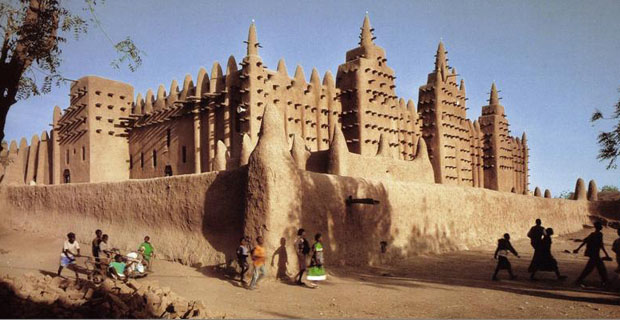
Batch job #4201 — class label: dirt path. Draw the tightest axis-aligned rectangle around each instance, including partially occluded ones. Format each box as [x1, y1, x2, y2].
[0, 225, 619, 318]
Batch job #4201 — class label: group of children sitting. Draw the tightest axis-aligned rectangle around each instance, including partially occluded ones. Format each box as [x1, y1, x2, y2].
[57, 229, 155, 282]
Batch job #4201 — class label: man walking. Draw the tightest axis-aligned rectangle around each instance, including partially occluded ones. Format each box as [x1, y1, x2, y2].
[573, 222, 611, 287]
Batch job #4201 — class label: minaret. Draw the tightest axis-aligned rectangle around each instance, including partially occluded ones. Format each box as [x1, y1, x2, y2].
[240, 21, 268, 142]
[479, 82, 513, 191]
[418, 41, 474, 186]
[337, 14, 397, 156]
[522, 132, 529, 193]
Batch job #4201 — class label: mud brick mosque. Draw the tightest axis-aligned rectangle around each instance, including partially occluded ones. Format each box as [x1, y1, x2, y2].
[0, 15, 528, 194]
[1, 15, 606, 269]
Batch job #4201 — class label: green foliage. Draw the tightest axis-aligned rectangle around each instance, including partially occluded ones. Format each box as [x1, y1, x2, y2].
[111, 37, 144, 72]
[557, 190, 574, 199]
[591, 88, 620, 169]
[601, 185, 619, 192]
[0, 0, 143, 101]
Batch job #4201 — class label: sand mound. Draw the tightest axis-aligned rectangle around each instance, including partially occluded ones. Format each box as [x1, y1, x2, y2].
[0, 273, 207, 318]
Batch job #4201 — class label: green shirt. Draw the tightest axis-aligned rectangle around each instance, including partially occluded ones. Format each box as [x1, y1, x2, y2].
[140, 242, 154, 260]
[109, 261, 126, 275]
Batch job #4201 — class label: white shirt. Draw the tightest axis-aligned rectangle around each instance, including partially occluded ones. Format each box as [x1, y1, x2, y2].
[61, 240, 80, 258]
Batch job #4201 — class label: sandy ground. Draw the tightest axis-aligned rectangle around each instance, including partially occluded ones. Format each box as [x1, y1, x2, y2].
[1, 225, 619, 318]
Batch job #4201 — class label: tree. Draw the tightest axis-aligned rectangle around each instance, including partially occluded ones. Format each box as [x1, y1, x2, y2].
[556, 190, 574, 200]
[601, 185, 619, 193]
[591, 88, 620, 169]
[0, 0, 142, 151]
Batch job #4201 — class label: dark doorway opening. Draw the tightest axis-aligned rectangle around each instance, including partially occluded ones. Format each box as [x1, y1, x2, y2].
[164, 165, 173, 177]
[63, 169, 71, 183]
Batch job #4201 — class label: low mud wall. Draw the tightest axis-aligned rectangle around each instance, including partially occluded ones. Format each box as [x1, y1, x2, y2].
[0, 169, 246, 267]
[264, 171, 592, 269]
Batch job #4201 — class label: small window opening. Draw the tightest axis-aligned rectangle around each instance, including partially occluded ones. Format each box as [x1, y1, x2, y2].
[140, 152, 144, 168]
[66, 149, 70, 164]
[82, 146, 86, 161]
[182, 146, 187, 163]
[153, 150, 157, 167]
[166, 129, 171, 148]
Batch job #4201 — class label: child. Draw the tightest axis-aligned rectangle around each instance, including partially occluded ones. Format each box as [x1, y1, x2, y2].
[99, 234, 113, 259]
[249, 236, 266, 290]
[294, 228, 310, 285]
[91, 229, 103, 269]
[108, 254, 128, 281]
[492, 233, 519, 281]
[613, 228, 620, 273]
[307, 233, 326, 287]
[58, 232, 81, 280]
[236, 237, 249, 284]
[138, 236, 155, 271]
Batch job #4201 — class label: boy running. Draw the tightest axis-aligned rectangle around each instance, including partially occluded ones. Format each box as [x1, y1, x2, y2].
[58, 232, 81, 280]
[492, 233, 519, 281]
[249, 236, 266, 290]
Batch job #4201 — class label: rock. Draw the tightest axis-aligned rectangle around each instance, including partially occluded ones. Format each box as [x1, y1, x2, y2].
[84, 288, 95, 299]
[107, 292, 130, 313]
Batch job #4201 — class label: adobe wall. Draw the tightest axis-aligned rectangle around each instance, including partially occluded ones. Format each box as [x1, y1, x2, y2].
[0, 169, 246, 267]
[268, 172, 591, 267]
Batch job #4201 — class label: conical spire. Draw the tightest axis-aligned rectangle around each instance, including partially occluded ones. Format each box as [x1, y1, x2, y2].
[277, 59, 288, 76]
[376, 134, 391, 157]
[587, 180, 598, 201]
[246, 21, 259, 56]
[415, 137, 429, 161]
[322, 71, 334, 87]
[327, 125, 349, 176]
[459, 79, 466, 92]
[435, 41, 446, 71]
[291, 134, 310, 170]
[489, 82, 499, 105]
[239, 134, 253, 166]
[360, 13, 374, 47]
[310, 68, 321, 87]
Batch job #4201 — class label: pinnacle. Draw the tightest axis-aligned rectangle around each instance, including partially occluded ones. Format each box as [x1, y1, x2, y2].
[360, 13, 374, 47]
[490, 82, 499, 105]
[435, 41, 447, 70]
[246, 21, 259, 56]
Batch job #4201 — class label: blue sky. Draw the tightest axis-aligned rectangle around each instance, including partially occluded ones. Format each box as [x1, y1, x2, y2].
[5, 0, 620, 194]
